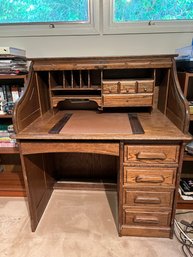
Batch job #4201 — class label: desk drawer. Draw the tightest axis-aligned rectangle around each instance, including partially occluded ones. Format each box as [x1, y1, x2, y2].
[137, 80, 154, 93]
[102, 80, 154, 94]
[123, 189, 173, 207]
[103, 94, 153, 107]
[119, 81, 136, 94]
[124, 167, 176, 187]
[123, 209, 171, 227]
[124, 145, 179, 164]
[102, 81, 118, 94]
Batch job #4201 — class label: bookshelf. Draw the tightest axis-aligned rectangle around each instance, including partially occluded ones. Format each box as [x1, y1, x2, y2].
[0, 74, 26, 196]
[177, 71, 193, 208]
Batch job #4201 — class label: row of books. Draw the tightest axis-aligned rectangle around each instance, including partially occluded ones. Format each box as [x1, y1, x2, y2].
[179, 178, 193, 200]
[0, 58, 28, 75]
[0, 125, 16, 148]
[0, 47, 27, 75]
[0, 47, 26, 148]
[0, 85, 24, 115]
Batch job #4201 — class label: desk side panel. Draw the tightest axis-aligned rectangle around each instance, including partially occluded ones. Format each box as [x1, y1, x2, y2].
[13, 64, 41, 133]
[165, 60, 190, 133]
[20, 153, 55, 231]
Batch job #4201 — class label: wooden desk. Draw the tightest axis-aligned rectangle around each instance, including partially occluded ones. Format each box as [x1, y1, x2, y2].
[14, 55, 191, 238]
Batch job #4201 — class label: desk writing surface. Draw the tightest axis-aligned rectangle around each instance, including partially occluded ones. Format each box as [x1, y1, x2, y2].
[59, 111, 132, 134]
[16, 109, 190, 141]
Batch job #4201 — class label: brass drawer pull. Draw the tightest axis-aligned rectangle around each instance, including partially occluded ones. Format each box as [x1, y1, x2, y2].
[134, 196, 161, 204]
[133, 215, 159, 224]
[135, 175, 165, 183]
[137, 152, 166, 160]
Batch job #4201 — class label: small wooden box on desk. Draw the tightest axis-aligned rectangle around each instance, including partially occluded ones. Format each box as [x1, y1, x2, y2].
[177, 71, 193, 208]
[0, 74, 26, 196]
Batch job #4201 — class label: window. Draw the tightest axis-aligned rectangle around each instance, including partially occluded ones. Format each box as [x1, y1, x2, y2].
[0, 0, 99, 37]
[0, 0, 89, 24]
[113, 0, 193, 22]
[103, 0, 193, 34]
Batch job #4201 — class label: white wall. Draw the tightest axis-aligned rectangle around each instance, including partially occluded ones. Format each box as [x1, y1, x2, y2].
[0, 33, 192, 58]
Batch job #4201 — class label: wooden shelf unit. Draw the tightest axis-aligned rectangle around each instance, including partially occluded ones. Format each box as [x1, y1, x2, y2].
[177, 71, 193, 208]
[0, 74, 26, 197]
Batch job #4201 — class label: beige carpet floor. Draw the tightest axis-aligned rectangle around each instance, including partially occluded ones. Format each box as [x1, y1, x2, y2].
[0, 190, 188, 257]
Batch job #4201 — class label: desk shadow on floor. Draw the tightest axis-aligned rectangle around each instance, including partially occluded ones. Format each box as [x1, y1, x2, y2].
[105, 189, 119, 233]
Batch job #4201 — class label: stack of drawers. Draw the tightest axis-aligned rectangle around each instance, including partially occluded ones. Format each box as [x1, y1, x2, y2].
[120, 144, 180, 237]
[102, 79, 154, 107]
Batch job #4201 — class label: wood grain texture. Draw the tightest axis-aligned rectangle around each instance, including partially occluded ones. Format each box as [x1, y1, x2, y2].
[166, 60, 190, 133]
[123, 167, 176, 187]
[123, 189, 174, 207]
[103, 94, 153, 107]
[124, 144, 180, 164]
[30, 55, 174, 71]
[16, 109, 190, 141]
[20, 142, 119, 156]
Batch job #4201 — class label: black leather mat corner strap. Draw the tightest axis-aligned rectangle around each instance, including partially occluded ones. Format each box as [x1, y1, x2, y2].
[49, 113, 73, 134]
[128, 113, 144, 134]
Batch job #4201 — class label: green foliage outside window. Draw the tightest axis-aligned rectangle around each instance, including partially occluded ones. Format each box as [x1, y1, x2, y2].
[113, 0, 193, 22]
[0, 0, 89, 24]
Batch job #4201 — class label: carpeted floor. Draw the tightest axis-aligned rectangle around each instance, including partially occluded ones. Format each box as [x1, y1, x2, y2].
[0, 190, 187, 257]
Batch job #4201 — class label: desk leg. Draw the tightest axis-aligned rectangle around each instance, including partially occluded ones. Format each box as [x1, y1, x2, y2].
[21, 153, 55, 231]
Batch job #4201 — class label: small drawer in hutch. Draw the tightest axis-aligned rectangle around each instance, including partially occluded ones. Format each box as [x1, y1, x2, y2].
[119, 80, 136, 94]
[137, 79, 154, 93]
[103, 94, 153, 107]
[102, 81, 118, 94]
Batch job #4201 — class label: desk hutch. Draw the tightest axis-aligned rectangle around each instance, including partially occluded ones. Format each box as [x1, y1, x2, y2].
[14, 55, 191, 238]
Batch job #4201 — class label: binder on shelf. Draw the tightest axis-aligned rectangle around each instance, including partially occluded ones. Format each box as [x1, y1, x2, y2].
[178, 188, 193, 200]
[179, 178, 193, 196]
[0, 47, 26, 58]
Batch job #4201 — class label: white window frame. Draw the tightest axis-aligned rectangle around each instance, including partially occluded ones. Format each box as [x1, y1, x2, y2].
[103, 0, 193, 34]
[0, 0, 100, 37]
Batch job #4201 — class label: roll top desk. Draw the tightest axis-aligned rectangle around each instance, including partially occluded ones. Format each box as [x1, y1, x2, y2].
[14, 55, 191, 238]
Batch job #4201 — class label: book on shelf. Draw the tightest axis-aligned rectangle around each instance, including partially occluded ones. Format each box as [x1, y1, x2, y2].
[0, 87, 4, 100]
[0, 84, 24, 115]
[179, 178, 193, 196]
[189, 101, 193, 115]
[0, 47, 26, 58]
[0, 165, 4, 173]
[0, 126, 16, 147]
[0, 58, 28, 75]
[0, 140, 16, 147]
[178, 188, 193, 201]
[0, 100, 7, 114]
[11, 86, 20, 103]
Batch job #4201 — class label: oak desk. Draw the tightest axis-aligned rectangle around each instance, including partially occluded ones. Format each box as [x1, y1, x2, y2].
[14, 55, 191, 238]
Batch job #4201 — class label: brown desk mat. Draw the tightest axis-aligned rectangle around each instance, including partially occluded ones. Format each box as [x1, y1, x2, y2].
[48, 111, 144, 135]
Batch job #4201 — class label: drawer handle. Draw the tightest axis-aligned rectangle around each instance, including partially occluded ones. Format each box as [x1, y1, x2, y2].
[135, 175, 165, 183]
[134, 196, 161, 204]
[133, 215, 159, 224]
[137, 152, 166, 160]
